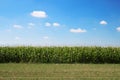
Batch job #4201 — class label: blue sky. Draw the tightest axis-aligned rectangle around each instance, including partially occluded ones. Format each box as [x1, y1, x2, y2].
[0, 0, 120, 46]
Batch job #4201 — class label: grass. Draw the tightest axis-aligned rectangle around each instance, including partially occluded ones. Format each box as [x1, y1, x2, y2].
[0, 64, 120, 80]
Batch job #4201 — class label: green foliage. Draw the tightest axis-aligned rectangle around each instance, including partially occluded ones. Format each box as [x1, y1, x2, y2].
[0, 46, 120, 63]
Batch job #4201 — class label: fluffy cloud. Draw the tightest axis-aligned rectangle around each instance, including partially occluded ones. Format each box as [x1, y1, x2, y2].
[13, 24, 23, 29]
[45, 22, 51, 27]
[53, 23, 60, 27]
[43, 36, 49, 39]
[45, 22, 60, 27]
[30, 11, 47, 18]
[28, 23, 35, 29]
[70, 28, 87, 33]
[116, 27, 120, 32]
[28, 23, 35, 26]
[100, 20, 107, 25]
[6, 29, 11, 32]
[15, 37, 20, 40]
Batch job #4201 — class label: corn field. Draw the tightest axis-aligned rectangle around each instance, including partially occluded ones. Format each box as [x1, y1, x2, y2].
[0, 46, 120, 63]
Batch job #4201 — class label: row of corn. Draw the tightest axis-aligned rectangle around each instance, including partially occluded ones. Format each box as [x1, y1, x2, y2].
[0, 46, 120, 63]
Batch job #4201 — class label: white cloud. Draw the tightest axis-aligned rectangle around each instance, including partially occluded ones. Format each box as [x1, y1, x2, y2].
[28, 23, 35, 29]
[45, 22, 51, 27]
[30, 11, 47, 18]
[15, 37, 20, 40]
[100, 20, 107, 25]
[6, 29, 11, 32]
[116, 27, 120, 32]
[43, 36, 49, 39]
[13, 24, 23, 29]
[70, 28, 87, 33]
[28, 23, 35, 26]
[53, 23, 60, 27]
[28, 26, 33, 29]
